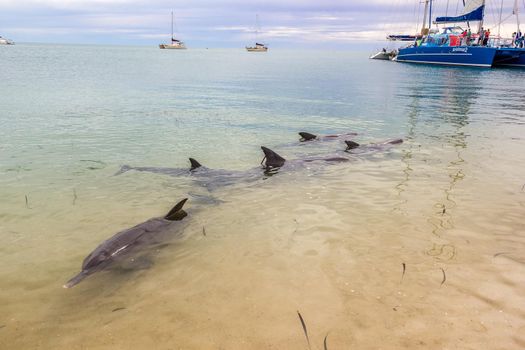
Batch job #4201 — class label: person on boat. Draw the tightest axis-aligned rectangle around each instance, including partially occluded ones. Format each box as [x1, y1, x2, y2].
[461, 30, 468, 46]
[515, 31, 523, 48]
[478, 27, 485, 46]
[467, 28, 472, 46]
[483, 29, 490, 46]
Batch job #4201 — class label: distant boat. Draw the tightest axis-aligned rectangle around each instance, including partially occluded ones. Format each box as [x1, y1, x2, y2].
[246, 15, 268, 52]
[0, 36, 14, 45]
[386, 34, 418, 41]
[159, 11, 186, 50]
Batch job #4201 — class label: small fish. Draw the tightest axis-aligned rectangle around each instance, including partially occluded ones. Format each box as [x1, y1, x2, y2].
[112, 307, 126, 312]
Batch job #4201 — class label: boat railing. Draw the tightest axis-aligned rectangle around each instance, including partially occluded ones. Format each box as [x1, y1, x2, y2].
[489, 37, 515, 48]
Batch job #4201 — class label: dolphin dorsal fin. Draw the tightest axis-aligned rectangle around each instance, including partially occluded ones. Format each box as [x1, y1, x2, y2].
[165, 198, 188, 221]
[261, 146, 286, 169]
[189, 158, 202, 170]
[299, 132, 317, 141]
[345, 140, 360, 150]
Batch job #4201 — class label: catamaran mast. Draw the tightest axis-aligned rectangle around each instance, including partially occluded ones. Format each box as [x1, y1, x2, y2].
[429, 0, 433, 30]
[422, 0, 430, 34]
[463, 0, 471, 29]
[479, 0, 486, 33]
[514, 0, 521, 31]
[498, 0, 504, 37]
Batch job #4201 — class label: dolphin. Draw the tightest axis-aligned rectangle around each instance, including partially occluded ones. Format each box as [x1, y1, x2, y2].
[117, 144, 352, 190]
[344, 139, 403, 153]
[64, 198, 189, 288]
[260, 146, 350, 173]
[299, 131, 358, 142]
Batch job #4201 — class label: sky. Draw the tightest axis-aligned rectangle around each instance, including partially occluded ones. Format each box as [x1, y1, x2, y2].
[0, 0, 522, 47]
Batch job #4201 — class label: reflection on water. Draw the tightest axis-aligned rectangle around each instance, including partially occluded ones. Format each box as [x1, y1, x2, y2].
[0, 46, 524, 349]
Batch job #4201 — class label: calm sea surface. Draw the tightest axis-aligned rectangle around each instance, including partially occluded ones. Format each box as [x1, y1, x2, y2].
[1, 44, 524, 349]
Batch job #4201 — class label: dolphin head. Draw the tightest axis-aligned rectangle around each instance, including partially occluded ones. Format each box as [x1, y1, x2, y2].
[261, 146, 286, 170]
[345, 140, 360, 150]
[299, 132, 317, 141]
[64, 249, 112, 288]
[114, 165, 132, 176]
[63, 271, 90, 288]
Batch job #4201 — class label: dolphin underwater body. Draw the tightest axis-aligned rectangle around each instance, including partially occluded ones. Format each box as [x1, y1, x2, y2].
[298, 131, 358, 142]
[260, 145, 351, 173]
[64, 198, 190, 288]
[344, 138, 403, 153]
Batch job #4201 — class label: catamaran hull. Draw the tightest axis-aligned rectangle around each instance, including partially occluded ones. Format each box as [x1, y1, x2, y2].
[395, 46, 497, 67]
[493, 48, 525, 68]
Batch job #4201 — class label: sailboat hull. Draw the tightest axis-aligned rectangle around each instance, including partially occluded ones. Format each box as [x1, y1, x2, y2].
[396, 46, 497, 67]
[246, 47, 268, 52]
[0, 38, 14, 45]
[493, 48, 525, 67]
[159, 44, 187, 49]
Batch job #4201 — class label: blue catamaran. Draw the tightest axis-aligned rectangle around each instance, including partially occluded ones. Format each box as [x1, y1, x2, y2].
[394, 0, 525, 67]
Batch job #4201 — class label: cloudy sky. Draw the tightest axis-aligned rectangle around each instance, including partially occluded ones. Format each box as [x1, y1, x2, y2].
[0, 0, 521, 47]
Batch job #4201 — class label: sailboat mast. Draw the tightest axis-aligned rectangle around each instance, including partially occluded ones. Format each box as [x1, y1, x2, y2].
[429, 0, 433, 30]
[255, 14, 259, 42]
[171, 11, 174, 40]
[479, 0, 486, 33]
[498, 0, 504, 37]
[463, 0, 471, 29]
[422, 0, 430, 35]
[514, 0, 521, 31]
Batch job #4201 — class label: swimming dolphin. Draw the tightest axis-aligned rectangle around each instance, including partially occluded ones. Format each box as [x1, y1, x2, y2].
[64, 198, 189, 288]
[299, 131, 358, 142]
[344, 138, 403, 152]
[260, 146, 350, 173]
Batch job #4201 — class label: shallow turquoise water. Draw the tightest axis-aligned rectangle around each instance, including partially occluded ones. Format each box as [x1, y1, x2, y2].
[1, 44, 524, 349]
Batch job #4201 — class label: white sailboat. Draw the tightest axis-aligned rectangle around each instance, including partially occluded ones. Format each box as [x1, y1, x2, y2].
[159, 11, 186, 49]
[0, 36, 14, 45]
[246, 15, 268, 52]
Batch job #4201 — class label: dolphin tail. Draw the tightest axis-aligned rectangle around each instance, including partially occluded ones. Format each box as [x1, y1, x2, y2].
[114, 165, 132, 176]
[345, 140, 360, 150]
[299, 132, 317, 141]
[189, 158, 202, 170]
[261, 146, 286, 169]
[165, 198, 189, 221]
[63, 271, 89, 288]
